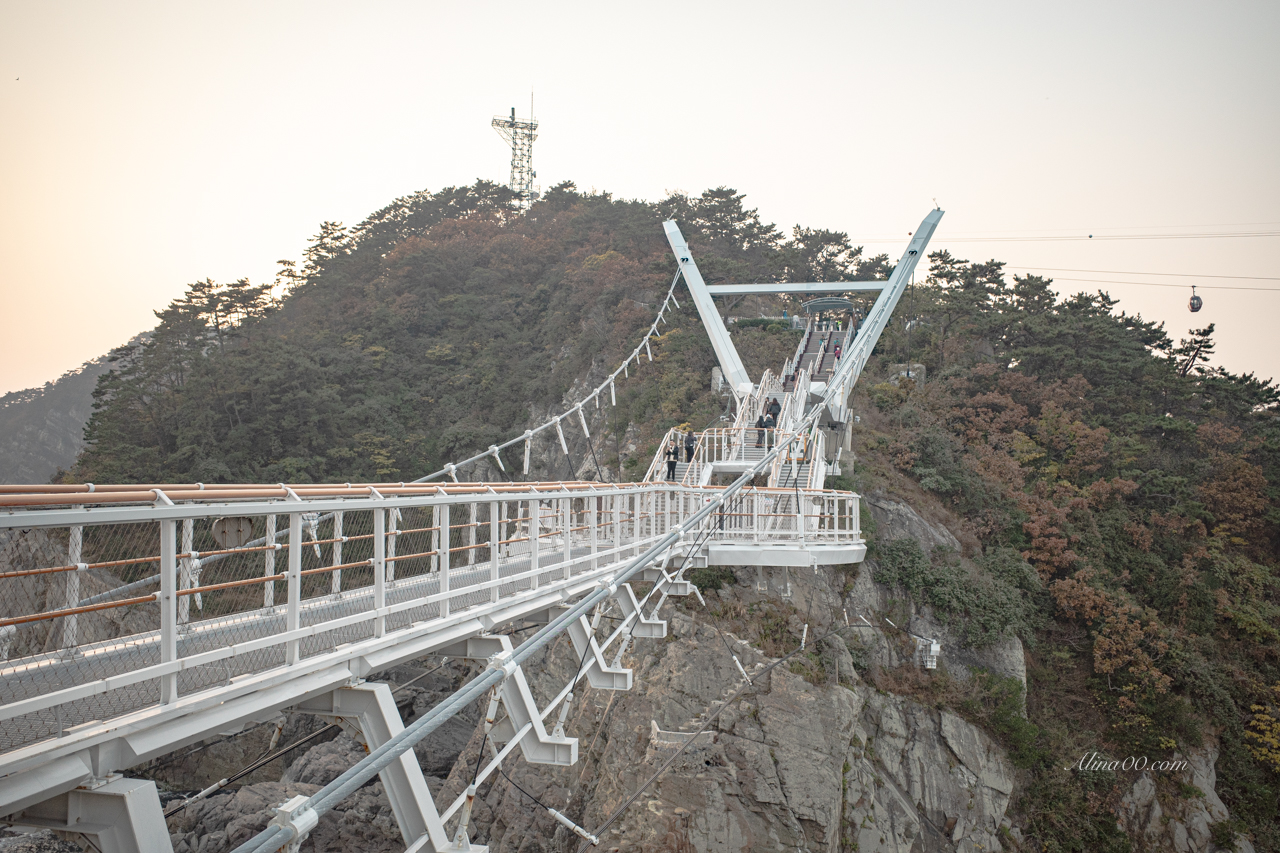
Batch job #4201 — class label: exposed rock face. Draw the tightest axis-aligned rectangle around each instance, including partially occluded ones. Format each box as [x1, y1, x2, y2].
[841, 694, 1013, 853]
[1118, 738, 1256, 853]
[168, 781, 405, 853]
[865, 496, 961, 554]
[423, 609, 1014, 853]
[0, 830, 82, 853]
[281, 736, 369, 787]
[0, 527, 151, 659]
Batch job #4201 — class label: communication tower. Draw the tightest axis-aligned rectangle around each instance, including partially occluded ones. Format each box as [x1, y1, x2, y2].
[491, 106, 538, 207]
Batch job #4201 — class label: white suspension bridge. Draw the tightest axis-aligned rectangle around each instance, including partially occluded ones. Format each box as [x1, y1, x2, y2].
[0, 210, 942, 853]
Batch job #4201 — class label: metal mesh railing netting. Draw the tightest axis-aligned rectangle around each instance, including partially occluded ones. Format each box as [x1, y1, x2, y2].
[0, 486, 857, 756]
[1, 519, 163, 752]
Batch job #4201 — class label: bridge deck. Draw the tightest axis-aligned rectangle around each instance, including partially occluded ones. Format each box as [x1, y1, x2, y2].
[0, 481, 861, 810]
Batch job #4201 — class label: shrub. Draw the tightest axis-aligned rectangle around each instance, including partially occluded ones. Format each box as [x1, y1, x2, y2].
[873, 540, 1038, 646]
[688, 565, 737, 593]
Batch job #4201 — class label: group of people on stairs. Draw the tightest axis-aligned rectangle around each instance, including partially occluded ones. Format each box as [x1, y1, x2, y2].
[754, 397, 782, 450]
[662, 395, 784, 481]
[664, 429, 698, 480]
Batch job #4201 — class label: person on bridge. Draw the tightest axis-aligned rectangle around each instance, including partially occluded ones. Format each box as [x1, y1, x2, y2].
[763, 412, 777, 450]
[684, 430, 696, 463]
[768, 398, 781, 419]
[834, 343, 842, 362]
[665, 440, 680, 480]
[754, 414, 766, 447]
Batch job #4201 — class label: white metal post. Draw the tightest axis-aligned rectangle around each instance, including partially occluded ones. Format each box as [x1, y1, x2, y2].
[468, 503, 477, 566]
[752, 489, 759, 542]
[178, 518, 193, 627]
[430, 509, 438, 573]
[62, 525, 82, 653]
[590, 497, 598, 570]
[490, 501, 500, 603]
[159, 519, 177, 703]
[386, 508, 398, 583]
[561, 497, 571, 580]
[501, 500, 509, 556]
[332, 511, 343, 595]
[373, 508, 386, 638]
[438, 502, 450, 618]
[529, 499, 540, 590]
[264, 514, 276, 608]
[287, 513, 302, 665]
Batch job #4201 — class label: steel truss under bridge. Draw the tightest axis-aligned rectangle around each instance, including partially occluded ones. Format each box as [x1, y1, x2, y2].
[0, 208, 941, 853]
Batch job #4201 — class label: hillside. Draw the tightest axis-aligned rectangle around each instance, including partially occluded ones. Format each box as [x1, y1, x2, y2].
[0, 355, 115, 483]
[69, 182, 861, 485]
[61, 182, 1280, 852]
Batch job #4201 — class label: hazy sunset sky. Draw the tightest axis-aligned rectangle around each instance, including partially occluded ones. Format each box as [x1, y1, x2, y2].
[2, 1, 1277, 394]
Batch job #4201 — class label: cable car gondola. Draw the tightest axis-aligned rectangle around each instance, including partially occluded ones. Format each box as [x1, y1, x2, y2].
[1189, 285, 1203, 313]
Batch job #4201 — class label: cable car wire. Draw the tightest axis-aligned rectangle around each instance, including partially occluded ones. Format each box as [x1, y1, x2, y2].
[1006, 266, 1280, 282]
[932, 230, 1280, 243]
[1027, 276, 1280, 293]
[848, 229, 1280, 244]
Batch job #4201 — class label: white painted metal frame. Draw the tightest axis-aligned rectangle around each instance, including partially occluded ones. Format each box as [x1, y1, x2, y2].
[0, 481, 863, 825]
[705, 282, 886, 295]
[662, 221, 753, 397]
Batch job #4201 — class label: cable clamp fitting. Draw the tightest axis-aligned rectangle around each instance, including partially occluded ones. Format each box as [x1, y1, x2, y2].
[271, 794, 318, 853]
[487, 649, 518, 679]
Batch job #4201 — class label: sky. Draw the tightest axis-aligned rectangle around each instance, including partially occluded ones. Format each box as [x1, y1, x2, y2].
[1, 0, 1278, 395]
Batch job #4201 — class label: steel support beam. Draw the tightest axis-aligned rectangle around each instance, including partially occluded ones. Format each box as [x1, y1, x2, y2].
[10, 778, 173, 853]
[662, 221, 753, 398]
[707, 282, 886, 295]
[295, 683, 452, 852]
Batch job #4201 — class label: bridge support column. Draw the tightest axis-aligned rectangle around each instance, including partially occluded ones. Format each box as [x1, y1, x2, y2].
[295, 682, 454, 852]
[566, 615, 632, 690]
[436, 635, 576, 767]
[11, 777, 173, 853]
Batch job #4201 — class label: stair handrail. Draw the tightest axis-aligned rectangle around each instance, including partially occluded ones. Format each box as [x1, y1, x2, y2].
[807, 427, 826, 491]
[787, 316, 815, 382]
[642, 426, 682, 482]
[679, 428, 717, 486]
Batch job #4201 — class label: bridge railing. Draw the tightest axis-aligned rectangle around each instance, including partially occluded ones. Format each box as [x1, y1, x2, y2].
[735, 370, 784, 430]
[680, 427, 762, 485]
[701, 487, 857, 541]
[0, 481, 860, 759]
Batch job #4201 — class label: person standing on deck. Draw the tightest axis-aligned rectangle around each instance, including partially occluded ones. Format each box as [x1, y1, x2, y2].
[763, 412, 777, 451]
[754, 414, 766, 447]
[684, 430, 696, 463]
[665, 440, 680, 480]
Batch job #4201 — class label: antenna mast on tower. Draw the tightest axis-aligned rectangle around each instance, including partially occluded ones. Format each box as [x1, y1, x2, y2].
[491, 105, 538, 208]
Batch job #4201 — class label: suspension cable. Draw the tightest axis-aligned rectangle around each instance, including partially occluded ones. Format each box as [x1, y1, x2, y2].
[412, 267, 686, 484]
